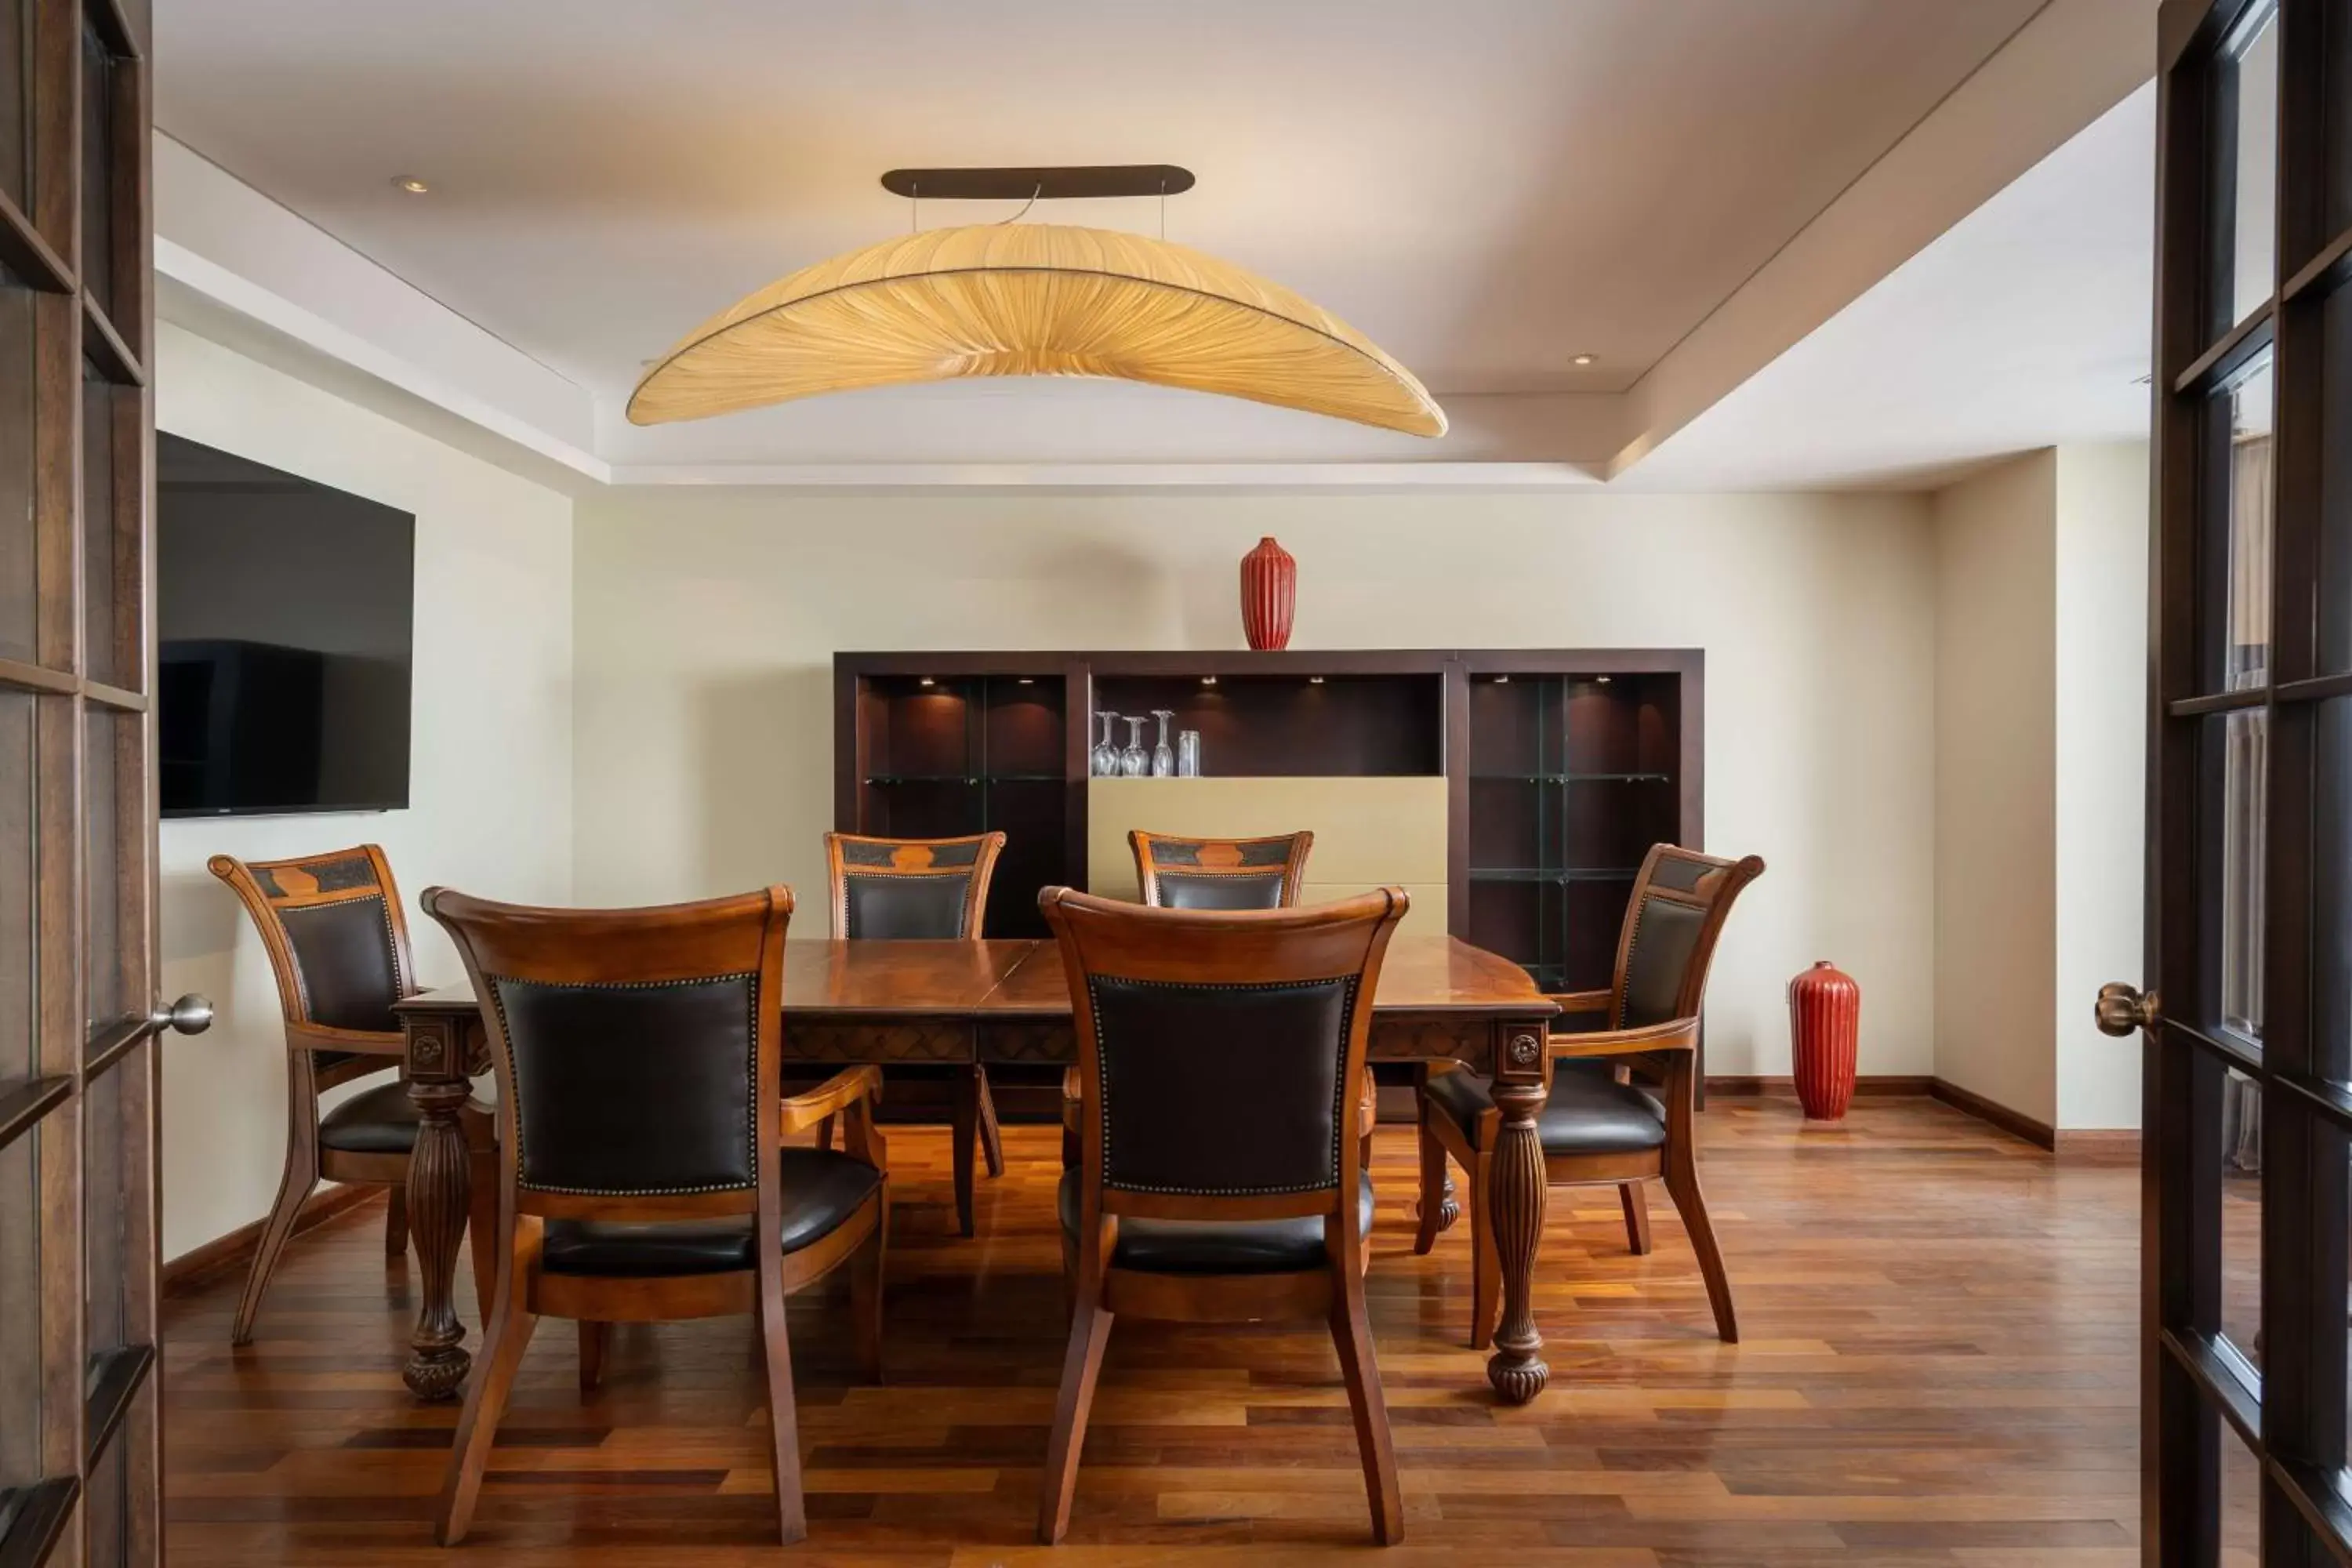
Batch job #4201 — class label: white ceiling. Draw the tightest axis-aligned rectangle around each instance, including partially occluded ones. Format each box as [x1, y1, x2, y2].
[153, 0, 2067, 477]
[1632, 82, 2156, 491]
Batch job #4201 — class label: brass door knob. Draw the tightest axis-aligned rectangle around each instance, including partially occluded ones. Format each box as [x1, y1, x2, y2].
[2093, 982, 2158, 1037]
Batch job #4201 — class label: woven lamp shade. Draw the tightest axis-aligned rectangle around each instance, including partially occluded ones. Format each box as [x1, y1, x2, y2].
[627, 223, 1446, 437]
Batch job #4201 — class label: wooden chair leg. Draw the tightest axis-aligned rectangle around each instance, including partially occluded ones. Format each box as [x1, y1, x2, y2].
[578, 1320, 609, 1392]
[757, 1257, 808, 1545]
[466, 1150, 499, 1330]
[231, 1077, 321, 1348]
[384, 1184, 408, 1258]
[1412, 1113, 1448, 1256]
[1329, 1269, 1403, 1545]
[1620, 1181, 1653, 1256]
[850, 1196, 887, 1384]
[1469, 1152, 1502, 1351]
[813, 1114, 834, 1153]
[1037, 1298, 1115, 1545]
[949, 1069, 979, 1237]
[975, 1067, 1004, 1179]
[434, 1256, 539, 1545]
[1663, 1163, 1738, 1344]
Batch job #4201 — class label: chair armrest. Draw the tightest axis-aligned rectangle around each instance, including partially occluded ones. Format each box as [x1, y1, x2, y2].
[780, 1065, 884, 1134]
[1548, 989, 1612, 1017]
[289, 1023, 406, 1058]
[1548, 1016, 1699, 1062]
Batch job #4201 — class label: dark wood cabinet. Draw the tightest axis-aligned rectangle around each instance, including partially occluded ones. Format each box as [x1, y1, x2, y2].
[834, 648, 1702, 988]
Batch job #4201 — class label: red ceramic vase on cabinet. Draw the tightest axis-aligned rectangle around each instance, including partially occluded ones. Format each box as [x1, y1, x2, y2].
[1789, 960, 1860, 1120]
[1240, 536, 1296, 651]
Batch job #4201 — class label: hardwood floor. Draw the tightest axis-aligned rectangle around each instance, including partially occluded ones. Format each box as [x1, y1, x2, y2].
[162, 1097, 2140, 1565]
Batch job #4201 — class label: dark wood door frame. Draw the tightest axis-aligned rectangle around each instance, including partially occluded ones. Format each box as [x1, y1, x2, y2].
[0, 1, 180, 1563]
[2125, 0, 2352, 1560]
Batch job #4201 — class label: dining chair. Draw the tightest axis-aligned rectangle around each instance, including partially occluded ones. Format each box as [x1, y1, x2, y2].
[823, 829, 1005, 1236]
[1038, 884, 1409, 1546]
[208, 845, 493, 1346]
[421, 884, 887, 1547]
[1127, 827, 1313, 909]
[1065, 829, 1374, 1164]
[1414, 844, 1763, 1348]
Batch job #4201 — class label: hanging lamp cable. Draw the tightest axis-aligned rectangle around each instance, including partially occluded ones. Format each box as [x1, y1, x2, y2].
[996, 183, 1044, 225]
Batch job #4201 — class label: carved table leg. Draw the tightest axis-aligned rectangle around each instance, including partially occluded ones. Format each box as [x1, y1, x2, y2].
[1435, 1173, 1461, 1233]
[1485, 1029, 1551, 1405]
[403, 1016, 475, 1401]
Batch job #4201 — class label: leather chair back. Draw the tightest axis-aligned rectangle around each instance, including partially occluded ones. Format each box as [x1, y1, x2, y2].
[826, 832, 1004, 940]
[421, 886, 793, 1218]
[1044, 886, 1404, 1223]
[209, 845, 414, 1036]
[1607, 846, 1766, 1030]
[1129, 830, 1312, 912]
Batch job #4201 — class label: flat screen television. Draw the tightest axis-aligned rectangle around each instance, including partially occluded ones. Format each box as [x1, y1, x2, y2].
[157, 433, 415, 817]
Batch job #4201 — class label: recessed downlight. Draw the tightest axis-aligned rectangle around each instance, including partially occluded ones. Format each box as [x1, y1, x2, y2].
[1572, 354, 1596, 367]
[391, 176, 431, 195]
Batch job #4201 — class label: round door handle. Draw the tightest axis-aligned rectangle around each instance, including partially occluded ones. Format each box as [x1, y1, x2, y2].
[2093, 982, 2158, 1038]
[151, 994, 214, 1036]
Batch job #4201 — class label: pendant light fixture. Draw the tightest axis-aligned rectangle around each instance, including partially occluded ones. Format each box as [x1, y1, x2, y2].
[627, 165, 1445, 437]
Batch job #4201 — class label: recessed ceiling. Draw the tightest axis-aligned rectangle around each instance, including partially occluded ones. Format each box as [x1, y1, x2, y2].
[1632, 82, 2156, 491]
[155, 0, 2052, 470]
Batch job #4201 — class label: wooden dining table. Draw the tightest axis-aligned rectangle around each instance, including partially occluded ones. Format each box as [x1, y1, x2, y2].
[390, 932, 1561, 1406]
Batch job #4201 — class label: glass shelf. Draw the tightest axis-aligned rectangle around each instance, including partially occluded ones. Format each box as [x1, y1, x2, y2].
[1467, 866, 1641, 883]
[1469, 771, 1670, 783]
[864, 773, 1062, 785]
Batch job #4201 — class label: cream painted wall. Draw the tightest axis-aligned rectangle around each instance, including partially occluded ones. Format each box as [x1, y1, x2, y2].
[572, 490, 1937, 1080]
[2055, 442, 2148, 1128]
[1933, 452, 2060, 1127]
[154, 322, 574, 1260]
[1929, 444, 2149, 1134]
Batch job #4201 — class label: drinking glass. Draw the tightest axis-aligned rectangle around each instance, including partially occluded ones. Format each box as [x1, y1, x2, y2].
[1120, 716, 1150, 776]
[1178, 730, 1202, 777]
[1150, 710, 1176, 777]
[1091, 713, 1120, 778]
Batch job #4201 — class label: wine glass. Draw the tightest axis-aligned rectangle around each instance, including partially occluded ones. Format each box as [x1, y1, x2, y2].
[1091, 713, 1120, 778]
[1120, 716, 1150, 776]
[1150, 710, 1176, 777]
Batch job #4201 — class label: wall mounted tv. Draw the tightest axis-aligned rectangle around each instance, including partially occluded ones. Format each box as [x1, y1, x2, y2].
[157, 433, 415, 818]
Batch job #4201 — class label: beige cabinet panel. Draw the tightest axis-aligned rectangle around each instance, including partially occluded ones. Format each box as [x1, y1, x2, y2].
[1086, 776, 1447, 929]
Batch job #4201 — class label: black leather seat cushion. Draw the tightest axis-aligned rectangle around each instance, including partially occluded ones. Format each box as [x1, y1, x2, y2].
[1422, 1064, 1667, 1156]
[318, 1080, 422, 1154]
[539, 1149, 882, 1277]
[1056, 1170, 1374, 1274]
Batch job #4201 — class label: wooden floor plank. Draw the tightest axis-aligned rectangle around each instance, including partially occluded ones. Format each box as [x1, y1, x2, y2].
[162, 1097, 2141, 1563]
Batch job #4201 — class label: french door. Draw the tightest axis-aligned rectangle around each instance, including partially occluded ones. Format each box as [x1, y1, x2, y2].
[2112, 0, 2352, 1561]
[0, 0, 189, 1563]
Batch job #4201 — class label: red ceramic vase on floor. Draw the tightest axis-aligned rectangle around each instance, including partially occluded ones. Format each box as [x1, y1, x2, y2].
[1789, 960, 1860, 1120]
[1240, 536, 1296, 651]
